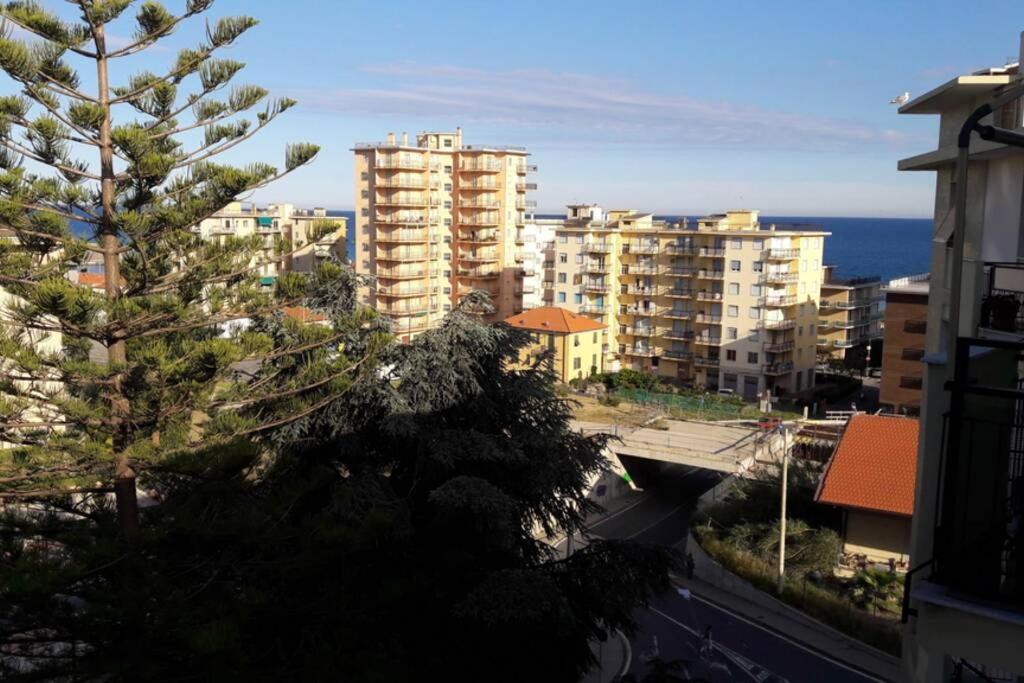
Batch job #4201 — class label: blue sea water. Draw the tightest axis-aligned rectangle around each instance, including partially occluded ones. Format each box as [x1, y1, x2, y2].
[74, 208, 926, 285]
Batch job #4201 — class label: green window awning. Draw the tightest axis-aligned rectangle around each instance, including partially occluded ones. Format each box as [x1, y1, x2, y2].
[257, 216, 274, 227]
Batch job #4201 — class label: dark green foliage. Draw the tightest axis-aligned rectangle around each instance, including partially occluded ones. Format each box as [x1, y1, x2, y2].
[2, 300, 676, 681]
[599, 368, 660, 391]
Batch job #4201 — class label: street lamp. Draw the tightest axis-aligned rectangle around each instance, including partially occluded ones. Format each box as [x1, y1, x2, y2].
[776, 423, 789, 594]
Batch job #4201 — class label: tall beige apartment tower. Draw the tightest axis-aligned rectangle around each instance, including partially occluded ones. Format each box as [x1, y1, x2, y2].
[353, 129, 536, 341]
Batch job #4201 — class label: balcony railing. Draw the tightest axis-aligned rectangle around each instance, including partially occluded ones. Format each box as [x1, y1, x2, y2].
[665, 244, 698, 256]
[695, 291, 723, 302]
[759, 295, 798, 307]
[376, 231, 429, 244]
[664, 289, 694, 299]
[661, 329, 694, 341]
[757, 319, 796, 330]
[579, 304, 607, 315]
[583, 262, 609, 274]
[584, 282, 612, 293]
[380, 303, 430, 316]
[457, 267, 501, 279]
[661, 309, 692, 320]
[762, 362, 795, 375]
[698, 247, 726, 258]
[583, 242, 614, 254]
[459, 198, 500, 209]
[515, 182, 538, 191]
[624, 265, 661, 276]
[760, 272, 799, 284]
[375, 194, 428, 207]
[459, 215, 500, 226]
[459, 252, 499, 263]
[622, 326, 657, 337]
[666, 267, 696, 277]
[460, 232, 500, 244]
[694, 313, 722, 325]
[621, 306, 660, 317]
[377, 250, 430, 261]
[376, 286, 428, 298]
[375, 157, 426, 170]
[621, 285, 662, 296]
[662, 349, 694, 361]
[933, 336, 1024, 608]
[460, 180, 498, 191]
[696, 270, 725, 280]
[624, 243, 659, 255]
[375, 213, 429, 225]
[694, 356, 720, 368]
[622, 346, 657, 357]
[459, 159, 502, 173]
[376, 268, 428, 280]
[375, 177, 427, 189]
[762, 340, 795, 353]
[763, 247, 801, 260]
[981, 262, 1024, 334]
[693, 336, 723, 346]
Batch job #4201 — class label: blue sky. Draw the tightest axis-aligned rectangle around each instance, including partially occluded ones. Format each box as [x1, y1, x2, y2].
[10, 1, 1024, 217]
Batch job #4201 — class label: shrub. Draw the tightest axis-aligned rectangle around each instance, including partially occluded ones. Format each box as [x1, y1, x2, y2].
[598, 394, 621, 407]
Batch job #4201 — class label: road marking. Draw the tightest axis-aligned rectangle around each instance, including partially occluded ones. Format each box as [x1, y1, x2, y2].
[648, 607, 764, 681]
[625, 504, 685, 540]
[588, 494, 651, 532]
[668, 591, 889, 682]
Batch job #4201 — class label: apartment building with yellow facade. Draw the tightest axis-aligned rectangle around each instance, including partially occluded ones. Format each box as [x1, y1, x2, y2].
[193, 202, 347, 284]
[817, 267, 883, 361]
[353, 129, 536, 341]
[544, 206, 828, 400]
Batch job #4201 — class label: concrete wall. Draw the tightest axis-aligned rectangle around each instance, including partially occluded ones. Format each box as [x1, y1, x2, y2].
[843, 510, 911, 565]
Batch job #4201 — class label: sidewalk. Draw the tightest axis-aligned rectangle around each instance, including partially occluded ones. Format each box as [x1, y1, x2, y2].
[581, 630, 630, 683]
[682, 532, 901, 682]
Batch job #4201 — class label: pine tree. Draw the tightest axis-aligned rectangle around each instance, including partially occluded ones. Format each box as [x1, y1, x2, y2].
[0, 1, 385, 534]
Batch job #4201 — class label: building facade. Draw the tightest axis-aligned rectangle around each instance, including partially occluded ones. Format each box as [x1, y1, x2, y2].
[879, 279, 929, 414]
[898, 37, 1024, 682]
[353, 129, 536, 341]
[518, 213, 554, 311]
[544, 207, 828, 399]
[504, 306, 606, 383]
[193, 202, 347, 283]
[817, 267, 883, 362]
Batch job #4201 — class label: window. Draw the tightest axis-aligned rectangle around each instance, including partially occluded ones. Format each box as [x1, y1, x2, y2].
[361, 171, 368, 181]
[444, 218, 452, 226]
[443, 138, 452, 147]
[361, 208, 369, 216]
[899, 376, 923, 390]
[749, 306, 760, 319]
[726, 350, 737, 361]
[575, 254, 583, 264]
[593, 332, 598, 343]
[723, 373, 738, 390]
[557, 292, 566, 303]
[575, 235, 584, 244]
[747, 352, 759, 364]
[444, 165, 452, 173]
[559, 235, 568, 244]
[750, 284, 761, 296]
[797, 348, 803, 358]
[557, 273, 567, 284]
[443, 235, 451, 243]
[442, 287, 451, 295]
[361, 190, 369, 199]
[444, 183, 452, 192]
[726, 327, 738, 340]
[904, 320, 927, 334]
[731, 239, 742, 250]
[442, 253, 451, 261]
[752, 261, 764, 273]
[799, 282, 806, 294]
[902, 347, 926, 361]
[559, 253, 568, 264]
[573, 357, 581, 369]
[574, 336, 580, 347]
[443, 270, 451, 278]
[749, 331, 759, 342]
[361, 243, 369, 252]
[798, 326, 803, 336]
[574, 293, 583, 304]
[727, 305, 739, 318]
[443, 200, 452, 209]
[752, 239, 763, 250]
[728, 282, 740, 295]
[730, 260, 741, 272]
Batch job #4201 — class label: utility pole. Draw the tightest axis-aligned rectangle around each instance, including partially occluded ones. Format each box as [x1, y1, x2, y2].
[777, 425, 789, 594]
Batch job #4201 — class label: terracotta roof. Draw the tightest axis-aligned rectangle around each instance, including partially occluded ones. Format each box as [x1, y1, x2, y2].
[815, 414, 919, 517]
[504, 306, 605, 335]
[282, 306, 326, 323]
[77, 273, 105, 288]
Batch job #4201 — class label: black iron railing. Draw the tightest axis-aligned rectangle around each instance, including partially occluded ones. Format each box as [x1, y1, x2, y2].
[934, 337, 1024, 608]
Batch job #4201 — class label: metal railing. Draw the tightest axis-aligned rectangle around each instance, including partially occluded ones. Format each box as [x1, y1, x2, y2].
[762, 362, 795, 375]
[664, 289, 694, 298]
[757, 319, 796, 330]
[762, 247, 801, 259]
[933, 336, 1024, 608]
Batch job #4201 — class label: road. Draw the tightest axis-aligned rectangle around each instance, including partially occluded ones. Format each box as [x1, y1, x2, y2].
[582, 466, 887, 683]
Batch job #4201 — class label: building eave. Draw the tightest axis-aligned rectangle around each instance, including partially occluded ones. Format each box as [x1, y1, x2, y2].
[898, 75, 1014, 115]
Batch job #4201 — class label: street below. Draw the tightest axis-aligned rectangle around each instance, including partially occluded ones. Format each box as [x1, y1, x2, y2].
[581, 461, 889, 683]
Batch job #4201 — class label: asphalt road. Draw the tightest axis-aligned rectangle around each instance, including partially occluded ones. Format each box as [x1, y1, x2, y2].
[585, 465, 886, 683]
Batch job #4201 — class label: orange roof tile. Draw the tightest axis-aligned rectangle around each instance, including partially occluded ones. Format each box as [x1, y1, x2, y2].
[77, 273, 105, 288]
[504, 306, 606, 335]
[815, 414, 919, 517]
[282, 306, 326, 323]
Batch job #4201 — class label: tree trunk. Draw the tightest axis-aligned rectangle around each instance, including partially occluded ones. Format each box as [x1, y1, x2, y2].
[95, 25, 138, 539]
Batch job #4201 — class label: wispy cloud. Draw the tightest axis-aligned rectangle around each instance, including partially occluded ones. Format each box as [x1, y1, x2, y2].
[290, 62, 922, 152]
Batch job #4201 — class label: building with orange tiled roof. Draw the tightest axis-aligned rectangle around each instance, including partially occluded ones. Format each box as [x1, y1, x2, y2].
[504, 306, 606, 383]
[815, 414, 918, 569]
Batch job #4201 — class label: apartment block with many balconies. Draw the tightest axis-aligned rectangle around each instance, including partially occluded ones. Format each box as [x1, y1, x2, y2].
[543, 207, 828, 399]
[897, 35, 1024, 682]
[817, 267, 883, 362]
[193, 202, 347, 286]
[352, 129, 536, 341]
